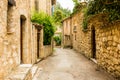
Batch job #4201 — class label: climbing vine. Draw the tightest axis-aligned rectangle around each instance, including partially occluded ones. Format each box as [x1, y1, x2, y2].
[83, 0, 120, 29]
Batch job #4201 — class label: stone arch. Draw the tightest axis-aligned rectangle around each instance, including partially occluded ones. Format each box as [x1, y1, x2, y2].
[91, 25, 96, 59]
[20, 15, 26, 64]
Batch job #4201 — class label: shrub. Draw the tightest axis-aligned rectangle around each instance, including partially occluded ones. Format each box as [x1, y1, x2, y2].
[53, 36, 61, 46]
[31, 12, 55, 45]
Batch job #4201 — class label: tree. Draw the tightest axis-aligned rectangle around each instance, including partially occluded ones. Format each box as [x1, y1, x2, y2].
[72, 0, 85, 13]
[82, 0, 120, 29]
[86, 0, 120, 21]
[53, 2, 71, 24]
[72, 0, 78, 5]
[53, 9, 64, 24]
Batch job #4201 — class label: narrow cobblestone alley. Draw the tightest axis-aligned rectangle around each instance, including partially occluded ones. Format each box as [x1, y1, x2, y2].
[33, 48, 115, 80]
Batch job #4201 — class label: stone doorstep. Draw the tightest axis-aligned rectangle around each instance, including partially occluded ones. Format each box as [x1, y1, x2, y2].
[31, 65, 39, 78]
[37, 59, 41, 62]
[5, 64, 33, 80]
[90, 58, 97, 64]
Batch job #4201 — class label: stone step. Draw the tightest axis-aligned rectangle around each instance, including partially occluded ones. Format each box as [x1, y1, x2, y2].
[90, 58, 97, 64]
[31, 65, 39, 78]
[32, 68, 43, 80]
[5, 64, 32, 80]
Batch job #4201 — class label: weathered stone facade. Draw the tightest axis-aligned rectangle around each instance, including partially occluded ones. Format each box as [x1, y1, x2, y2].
[0, 0, 56, 79]
[62, 17, 72, 48]
[62, 10, 120, 78]
[30, 0, 56, 57]
[89, 14, 120, 78]
[44, 45, 53, 57]
[30, 0, 56, 15]
[31, 24, 44, 63]
[71, 12, 92, 58]
[30, 0, 56, 59]
[0, 0, 31, 79]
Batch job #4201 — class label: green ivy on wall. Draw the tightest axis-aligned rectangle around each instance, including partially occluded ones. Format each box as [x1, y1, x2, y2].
[83, 0, 120, 29]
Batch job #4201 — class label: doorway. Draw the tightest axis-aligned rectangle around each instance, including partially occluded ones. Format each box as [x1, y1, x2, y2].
[20, 15, 26, 64]
[37, 29, 40, 58]
[91, 27, 96, 59]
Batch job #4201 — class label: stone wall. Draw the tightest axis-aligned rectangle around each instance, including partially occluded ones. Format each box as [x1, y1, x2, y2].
[0, 0, 32, 79]
[31, 25, 38, 64]
[62, 17, 72, 48]
[39, 29, 44, 59]
[72, 12, 92, 58]
[0, 0, 55, 79]
[89, 14, 120, 78]
[0, 1, 8, 79]
[31, 24, 44, 62]
[30, 0, 54, 15]
[69, 10, 120, 78]
[44, 45, 53, 57]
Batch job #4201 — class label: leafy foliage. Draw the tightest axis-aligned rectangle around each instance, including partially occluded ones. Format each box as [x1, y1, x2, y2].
[82, 18, 88, 29]
[88, 0, 120, 21]
[53, 36, 61, 46]
[83, 0, 120, 29]
[31, 12, 55, 45]
[53, 2, 71, 24]
[53, 10, 64, 24]
[72, 0, 78, 5]
[72, 0, 87, 14]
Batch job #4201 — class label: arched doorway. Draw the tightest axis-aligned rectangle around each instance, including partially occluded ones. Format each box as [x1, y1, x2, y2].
[20, 15, 26, 64]
[91, 26, 96, 59]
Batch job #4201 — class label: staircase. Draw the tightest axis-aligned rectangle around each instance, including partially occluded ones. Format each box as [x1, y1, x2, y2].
[5, 64, 39, 80]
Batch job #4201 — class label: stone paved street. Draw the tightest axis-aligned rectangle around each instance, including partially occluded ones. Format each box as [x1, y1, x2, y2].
[33, 48, 115, 80]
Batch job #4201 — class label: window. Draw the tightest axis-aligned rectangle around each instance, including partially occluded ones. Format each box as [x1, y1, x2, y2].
[73, 26, 77, 33]
[7, 0, 16, 33]
[8, 0, 16, 6]
[35, 0, 39, 11]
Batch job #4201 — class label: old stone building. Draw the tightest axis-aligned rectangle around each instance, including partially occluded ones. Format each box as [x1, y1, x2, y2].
[0, 0, 56, 80]
[89, 14, 120, 78]
[30, 0, 56, 15]
[62, 17, 72, 48]
[30, 0, 56, 59]
[62, 8, 120, 79]
[0, 0, 32, 79]
[71, 12, 92, 58]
